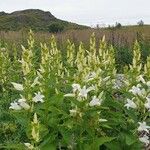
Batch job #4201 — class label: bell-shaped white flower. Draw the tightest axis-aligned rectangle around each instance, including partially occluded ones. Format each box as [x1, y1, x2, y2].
[129, 85, 145, 97]
[32, 92, 44, 103]
[124, 98, 137, 109]
[18, 96, 30, 110]
[89, 96, 102, 107]
[11, 82, 23, 91]
[139, 135, 149, 146]
[72, 84, 81, 93]
[9, 101, 22, 110]
[144, 96, 150, 111]
[138, 122, 150, 133]
[78, 86, 94, 99]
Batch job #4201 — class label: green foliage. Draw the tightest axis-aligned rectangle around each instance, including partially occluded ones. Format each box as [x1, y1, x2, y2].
[1, 31, 150, 149]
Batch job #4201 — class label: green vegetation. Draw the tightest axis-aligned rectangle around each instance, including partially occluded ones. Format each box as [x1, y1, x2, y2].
[0, 31, 150, 149]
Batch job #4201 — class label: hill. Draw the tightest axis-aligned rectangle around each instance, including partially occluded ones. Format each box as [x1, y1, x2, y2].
[0, 9, 89, 32]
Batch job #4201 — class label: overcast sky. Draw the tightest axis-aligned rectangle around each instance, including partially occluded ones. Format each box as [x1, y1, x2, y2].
[1, 0, 150, 26]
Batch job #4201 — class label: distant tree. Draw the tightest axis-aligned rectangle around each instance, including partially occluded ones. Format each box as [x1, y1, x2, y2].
[137, 20, 144, 26]
[115, 22, 122, 29]
[96, 24, 100, 29]
[48, 22, 64, 33]
[108, 25, 116, 31]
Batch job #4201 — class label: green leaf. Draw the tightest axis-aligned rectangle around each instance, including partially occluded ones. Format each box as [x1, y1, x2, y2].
[84, 137, 116, 150]
[125, 133, 137, 145]
[39, 133, 57, 150]
[40, 143, 56, 150]
[105, 141, 121, 150]
[49, 93, 64, 106]
[0, 143, 24, 150]
[97, 137, 116, 146]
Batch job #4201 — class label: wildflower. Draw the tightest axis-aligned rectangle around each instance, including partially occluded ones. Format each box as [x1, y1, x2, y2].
[144, 96, 150, 111]
[9, 101, 22, 110]
[124, 98, 137, 109]
[72, 84, 81, 93]
[89, 96, 102, 107]
[18, 96, 30, 110]
[11, 82, 23, 91]
[78, 86, 94, 98]
[138, 122, 150, 133]
[24, 143, 34, 150]
[139, 135, 149, 146]
[32, 92, 44, 103]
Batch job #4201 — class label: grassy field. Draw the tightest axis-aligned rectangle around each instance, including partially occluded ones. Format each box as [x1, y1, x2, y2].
[1, 25, 150, 45]
[0, 25, 150, 70]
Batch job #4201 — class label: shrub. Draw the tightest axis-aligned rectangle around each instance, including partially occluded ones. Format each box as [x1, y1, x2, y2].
[48, 22, 64, 33]
[115, 22, 122, 29]
[137, 20, 144, 26]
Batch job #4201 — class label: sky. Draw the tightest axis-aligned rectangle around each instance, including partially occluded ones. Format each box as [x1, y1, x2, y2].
[1, 0, 150, 27]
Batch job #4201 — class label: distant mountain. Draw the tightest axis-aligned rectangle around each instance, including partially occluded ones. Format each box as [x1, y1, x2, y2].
[0, 9, 89, 32]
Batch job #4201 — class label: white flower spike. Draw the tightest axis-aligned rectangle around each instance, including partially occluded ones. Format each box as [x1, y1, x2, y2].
[85, 72, 96, 82]
[137, 75, 146, 84]
[31, 77, 40, 87]
[11, 82, 24, 91]
[144, 96, 150, 111]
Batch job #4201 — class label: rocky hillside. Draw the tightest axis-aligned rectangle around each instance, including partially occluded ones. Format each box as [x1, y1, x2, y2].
[0, 9, 88, 32]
